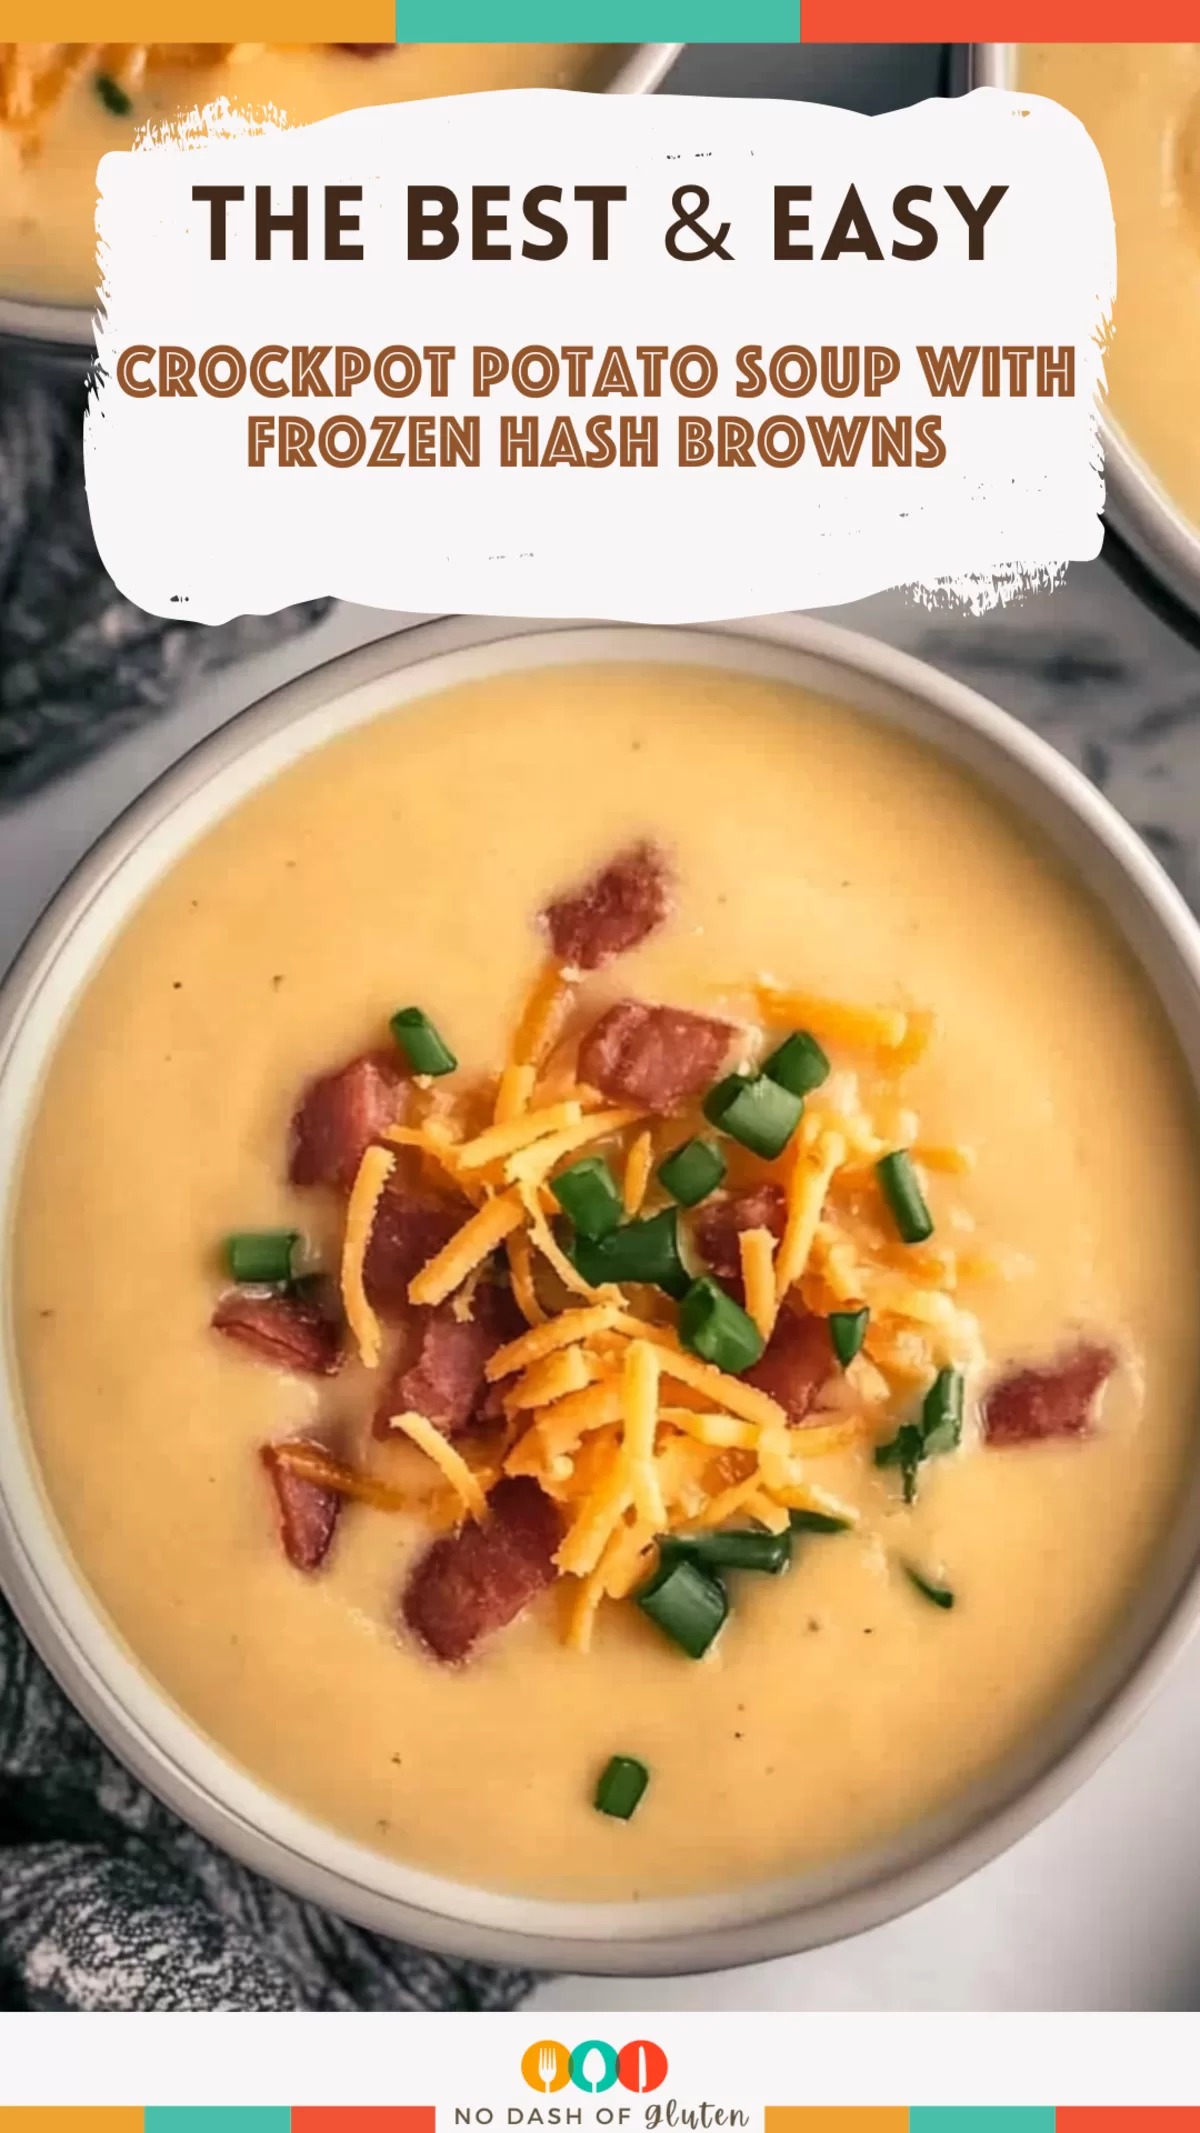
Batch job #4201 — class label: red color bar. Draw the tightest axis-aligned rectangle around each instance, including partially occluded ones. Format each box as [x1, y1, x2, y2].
[1058, 2119, 1200, 2133]
[294, 2115, 436, 2133]
[802, 0, 1196, 32]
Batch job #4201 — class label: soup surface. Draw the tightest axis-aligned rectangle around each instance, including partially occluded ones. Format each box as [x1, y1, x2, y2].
[1018, 44, 1200, 535]
[12, 659, 1200, 1901]
[0, 42, 607, 306]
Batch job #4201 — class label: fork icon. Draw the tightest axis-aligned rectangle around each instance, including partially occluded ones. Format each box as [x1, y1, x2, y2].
[537, 2046, 559, 2093]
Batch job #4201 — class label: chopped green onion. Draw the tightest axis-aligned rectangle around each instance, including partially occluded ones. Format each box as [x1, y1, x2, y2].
[921, 1367, 965, 1454]
[657, 1136, 726, 1208]
[789, 1507, 852, 1534]
[225, 1230, 299, 1285]
[874, 1366, 965, 1502]
[636, 1555, 728, 1658]
[829, 1306, 869, 1366]
[763, 1029, 830, 1097]
[705, 1073, 803, 1161]
[95, 73, 133, 116]
[594, 1754, 650, 1819]
[678, 1275, 765, 1374]
[665, 1526, 790, 1575]
[904, 1563, 955, 1610]
[552, 1155, 623, 1240]
[389, 1006, 457, 1077]
[874, 1420, 926, 1504]
[876, 1149, 933, 1243]
[702, 1071, 753, 1128]
[573, 1207, 689, 1299]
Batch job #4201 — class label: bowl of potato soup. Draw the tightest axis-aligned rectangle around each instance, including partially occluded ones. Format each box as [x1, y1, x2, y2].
[3, 611, 1200, 1974]
[0, 41, 679, 357]
[971, 44, 1200, 638]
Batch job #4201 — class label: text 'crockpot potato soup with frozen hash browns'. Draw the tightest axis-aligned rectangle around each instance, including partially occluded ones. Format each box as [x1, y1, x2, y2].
[0, 41, 609, 308]
[13, 662, 1200, 1900]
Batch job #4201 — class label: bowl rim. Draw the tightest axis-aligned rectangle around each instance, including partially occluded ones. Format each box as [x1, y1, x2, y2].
[0, 42, 682, 356]
[966, 42, 1200, 636]
[5, 609, 1200, 1977]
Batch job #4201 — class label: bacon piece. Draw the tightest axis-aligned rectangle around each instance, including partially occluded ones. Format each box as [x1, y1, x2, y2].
[374, 1282, 526, 1438]
[577, 1000, 734, 1114]
[261, 1441, 340, 1570]
[288, 1050, 407, 1194]
[540, 842, 672, 971]
[982, 1342, 1116, 1447]
[745, 1304, 835, 1424]
[693, 1184, 788, 1281]
[212, 1289, 342, 1375]
[362, 1186, 466, 1322]
[402, 1476, 563, 1663]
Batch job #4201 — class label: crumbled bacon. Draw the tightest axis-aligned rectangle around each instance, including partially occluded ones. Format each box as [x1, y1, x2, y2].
[401, 1477, 562, 1663]
[540, 842, 672, 970]
[212, 1289, 342, 1375]
[374, 1282, 526, 1438]
[289, 1050, 407, 1193]
[693, 1184, 788, 1280]
[982, 1342, 1116, 1446]
[745, 1304, 835, 1424]
[261, 1440, 340, 1569]
[362, 1186, 466, 1322]
[577, 1000, 734, 1113]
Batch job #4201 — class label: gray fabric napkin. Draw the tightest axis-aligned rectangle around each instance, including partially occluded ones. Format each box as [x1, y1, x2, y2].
[0, 351, 536, 2014]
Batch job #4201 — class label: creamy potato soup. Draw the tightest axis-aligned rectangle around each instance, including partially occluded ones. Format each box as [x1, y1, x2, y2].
[13, 662, 1200, 1900]
[0, 42, 609, 307]
[1018, 45, 1200, 535]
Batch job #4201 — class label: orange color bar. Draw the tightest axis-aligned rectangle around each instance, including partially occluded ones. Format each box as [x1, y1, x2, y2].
[802, 0, 1196, 31]
[0, 2119, 142, 2133]
[1, 2, 392, 32]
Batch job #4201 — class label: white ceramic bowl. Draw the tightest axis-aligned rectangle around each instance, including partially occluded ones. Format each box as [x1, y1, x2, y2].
[4, 611, 1200, 1975]
[969, 43, 1200, 641]
[0, 44, 681, 361]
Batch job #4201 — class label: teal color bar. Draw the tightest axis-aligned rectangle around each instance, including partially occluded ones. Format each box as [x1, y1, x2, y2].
[146, 2116, 291, 2133]
[395, 0, 799, 38]
[911, 2116, 1058, 2133]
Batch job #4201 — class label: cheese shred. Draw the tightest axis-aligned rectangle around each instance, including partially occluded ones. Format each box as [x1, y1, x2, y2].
[407, 1189, 524, 1308]
[389, 1410, 489, 1521]
[340, 1143, 394, 1370]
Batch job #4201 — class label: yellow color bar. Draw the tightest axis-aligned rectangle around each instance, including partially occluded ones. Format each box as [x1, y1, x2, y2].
[0, 3, 392, 32]
[0, 2117, 144, 2133]
[766, 2116, 910, 2133]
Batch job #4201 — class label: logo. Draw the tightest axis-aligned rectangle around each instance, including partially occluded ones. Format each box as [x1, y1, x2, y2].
[521, 2041, 669, 2096]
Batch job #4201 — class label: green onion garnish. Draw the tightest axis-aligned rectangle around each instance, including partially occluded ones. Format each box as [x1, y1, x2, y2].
[573, 1207, 689, 1299]
[636, 1555, 728, 1658]
[224, 1230, 299, 1285]
[552, 1155, 623, 1240]
[657, 1136, 726, 1208]
[678, 1275, 765, 1374]
[874, 1366, 965, 1502]
[876, 1149, 933, 1243]
[828, 1306, 869, 1366]
[594, 1754, 650, 1819]
[95, 73, 133, 116]
[904, 1563, 955, 1610]
[389, 1006, 457, 1077]
[665, 1526, 790, 1575]
[704, 1073, 803, 1161]
[789, 1507, 852, 1534]
[920, 1367, 965, 1454]
[762, 1029, 830, 1097]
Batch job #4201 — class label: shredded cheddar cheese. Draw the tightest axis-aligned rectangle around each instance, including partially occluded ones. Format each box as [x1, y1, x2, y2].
[511, 958, 574, 1067]
[504, 1344, 596, 1413]
[493, 1062, 536, 1126]
[622, 1129, 654, 1216]
[505, 1230, 545, 1326]
[454, 1101, 584, 1172]
[341, 1142, 394, 1370]
[755, 984, 910, 1054]
[488, 1302, 624, 1382]
[389, 1410, 489, 1521]
[775, 1131, 847, 1302]
[408, 1189, 524, 1308]
[508, 1107, 644, 1189]
[739, 1226, 779, 1342]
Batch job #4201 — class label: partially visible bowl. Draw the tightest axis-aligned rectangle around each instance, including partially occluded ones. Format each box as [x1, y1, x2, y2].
[4, 611, 1200, 1974]
[969, 43, 1200, 644]
[0, 42, 681, 363]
